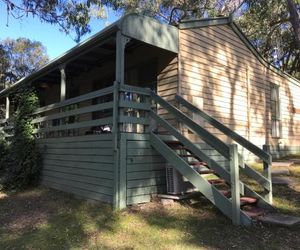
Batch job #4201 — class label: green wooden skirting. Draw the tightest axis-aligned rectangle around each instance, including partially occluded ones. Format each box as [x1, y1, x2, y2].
[38, 134, 114, 203]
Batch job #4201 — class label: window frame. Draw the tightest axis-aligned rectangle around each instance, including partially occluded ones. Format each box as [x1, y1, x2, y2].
[270, 84, 282, 138]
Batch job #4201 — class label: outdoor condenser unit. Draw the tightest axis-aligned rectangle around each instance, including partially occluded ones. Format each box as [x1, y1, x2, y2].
[166, 164, 195, 195]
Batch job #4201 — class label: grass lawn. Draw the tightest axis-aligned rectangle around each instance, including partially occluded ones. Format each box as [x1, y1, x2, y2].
[0, 165, 300, 249]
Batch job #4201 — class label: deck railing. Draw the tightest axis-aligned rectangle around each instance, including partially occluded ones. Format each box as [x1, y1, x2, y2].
[0, 83, 153, 139]
[31, 85, 114, 138]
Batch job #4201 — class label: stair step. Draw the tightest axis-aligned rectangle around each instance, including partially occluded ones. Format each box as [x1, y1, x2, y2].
[169, 146, 188, 150]
[240, 197, 257, 206]
[197, 170, 215, 175]
[178, 154, 196, 158]
[208, 179, 226, 185]
[257, 213, 300, 227]
[188, 162, 208, 166]
[164, 141, 182, 145]
[242, 205, 268, 218]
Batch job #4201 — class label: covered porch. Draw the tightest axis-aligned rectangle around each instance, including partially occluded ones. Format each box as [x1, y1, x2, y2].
[0, 14, 178, 208]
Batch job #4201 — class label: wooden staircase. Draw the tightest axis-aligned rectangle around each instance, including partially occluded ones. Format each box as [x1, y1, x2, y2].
[149, 92, 274, 225]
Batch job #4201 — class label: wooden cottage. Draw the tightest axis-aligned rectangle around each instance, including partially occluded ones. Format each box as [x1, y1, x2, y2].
[1, 14, 300, 225]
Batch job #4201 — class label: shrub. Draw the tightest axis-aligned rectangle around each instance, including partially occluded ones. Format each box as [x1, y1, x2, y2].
[1, 87, 42, 190]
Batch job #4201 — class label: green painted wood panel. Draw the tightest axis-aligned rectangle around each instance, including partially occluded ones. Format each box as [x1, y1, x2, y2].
[43, 154, 114, 163]
[126, 156, 166, 164]
[39, 135, 114, 204]
[126, 195, 151, 205]
[127, 185, 166, 197]
[42, 148, 114, 156]
[42, 176, 113, 195]
[42, 180, 113, 203]
[127, 177, 166, 189]
[121, 133, 167, 206]
[43, 165, 113, 179]
[37, 141, 114, 149]
[43, 170, 113, 186]
[127, 163, 166, 172]
[43, 159, 112, 172]
[127, 170, 166, 180]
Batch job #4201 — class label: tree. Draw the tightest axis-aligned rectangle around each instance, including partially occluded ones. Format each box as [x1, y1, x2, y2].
[237, 0, 300, 78]
[2, 0, 106, 42]
[0, 38, 49, 85]
[0, 45, 9, 88]
[287, 0, 300, 50]
[2, 0, 244, 40]
[102, 0, 244, 23]
[2, 1, 299, 79]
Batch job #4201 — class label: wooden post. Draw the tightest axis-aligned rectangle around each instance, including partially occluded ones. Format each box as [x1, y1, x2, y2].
[4, 83, 9, 120]
[263, 144, 273, 204]
[59, 64, 67, 102]
[5, 95, 9, 120]
[230, 144, 240, 225]
[59, 64, 67, 137]
[113, 31, 129, 209]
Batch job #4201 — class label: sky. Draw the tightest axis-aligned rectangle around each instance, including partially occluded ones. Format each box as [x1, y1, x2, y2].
[0, 3, 120, 60]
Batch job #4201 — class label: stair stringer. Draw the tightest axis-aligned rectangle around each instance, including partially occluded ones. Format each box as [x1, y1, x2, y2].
[150, 132, 252, 226]
[150, 110, 274, 212]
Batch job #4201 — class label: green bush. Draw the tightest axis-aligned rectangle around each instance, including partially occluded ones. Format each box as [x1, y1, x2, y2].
[1, 88, 42, 190]
[0, 138, 8, 173]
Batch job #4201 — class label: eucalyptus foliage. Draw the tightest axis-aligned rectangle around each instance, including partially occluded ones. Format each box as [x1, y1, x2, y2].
[237, 0, 300, 79]
[0, 38, 49, 85]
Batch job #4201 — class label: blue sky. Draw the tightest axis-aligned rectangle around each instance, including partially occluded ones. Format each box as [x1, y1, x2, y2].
[0, 4, 120, 59]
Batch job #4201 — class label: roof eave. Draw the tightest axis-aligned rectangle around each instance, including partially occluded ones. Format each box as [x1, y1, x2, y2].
[0, 19, 120, 98]
[0, 14, 179, 98]
[179, 16, 231, 29]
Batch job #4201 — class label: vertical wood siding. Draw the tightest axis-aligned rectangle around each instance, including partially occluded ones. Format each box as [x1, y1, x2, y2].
[37, 134, 114, 203]
[179, 24, 300, 149]
[157, 55, 179, 128]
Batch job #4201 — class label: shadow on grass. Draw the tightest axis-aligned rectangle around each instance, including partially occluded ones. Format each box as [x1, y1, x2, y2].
[131, 199, 300, 250]
[0, 188, 119, 250]
[1, 187, 300, 250]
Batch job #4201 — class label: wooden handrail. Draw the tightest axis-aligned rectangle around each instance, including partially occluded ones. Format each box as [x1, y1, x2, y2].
[176, 95, 272, 164]
[119, 84, 151, 95]
[32, 102, 114, 124]
[150, 91, 230, 159]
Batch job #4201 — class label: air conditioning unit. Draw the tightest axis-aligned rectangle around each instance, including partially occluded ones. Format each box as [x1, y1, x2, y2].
[166, 164, 195, 195]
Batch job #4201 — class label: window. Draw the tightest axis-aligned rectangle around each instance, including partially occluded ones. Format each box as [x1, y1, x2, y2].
[271, 84, 282, 138]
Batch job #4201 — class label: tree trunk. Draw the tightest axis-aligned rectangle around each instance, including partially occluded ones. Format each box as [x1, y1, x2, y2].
[287, 0, 300, 50]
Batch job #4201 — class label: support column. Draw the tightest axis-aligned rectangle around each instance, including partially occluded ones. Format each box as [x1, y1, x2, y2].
[59, 64, 67, 137]
[5, 95, 9, 119]
[4, 83, 9, 119]
[59, 64, 67, 101]
[113, 31, 130, 210]
[230, 144, 241, 225]
[115, 32, 130, 85]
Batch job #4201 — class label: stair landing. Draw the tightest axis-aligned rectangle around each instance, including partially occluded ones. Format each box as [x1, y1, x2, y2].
[258, 213, 300, 227]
